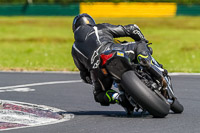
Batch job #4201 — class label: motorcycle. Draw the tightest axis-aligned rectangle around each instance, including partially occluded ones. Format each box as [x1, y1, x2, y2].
[99, 41, 184, 118]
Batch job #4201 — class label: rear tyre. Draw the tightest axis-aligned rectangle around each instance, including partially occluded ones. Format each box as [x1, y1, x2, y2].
[121, 70, 170, 118]
[171, 98, 184, 113]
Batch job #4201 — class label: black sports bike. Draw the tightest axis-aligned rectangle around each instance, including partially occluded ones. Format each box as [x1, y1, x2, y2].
[99, 41, 184, 118]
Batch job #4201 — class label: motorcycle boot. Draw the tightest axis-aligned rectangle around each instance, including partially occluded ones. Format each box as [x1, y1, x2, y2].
[105, 90, 120, 104]
[118, 94, 134, 115]
[106, 90, 134, 115]
[137, 51, 152, 68]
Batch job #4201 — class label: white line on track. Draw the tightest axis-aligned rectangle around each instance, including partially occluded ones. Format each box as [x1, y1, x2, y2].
[0, 80, 82, 90]
[0, 72, 199, 90]
[169, 73, 200, 76]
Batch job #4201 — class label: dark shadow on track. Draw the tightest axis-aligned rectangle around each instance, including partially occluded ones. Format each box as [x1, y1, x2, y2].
[58, 111, 151, 118]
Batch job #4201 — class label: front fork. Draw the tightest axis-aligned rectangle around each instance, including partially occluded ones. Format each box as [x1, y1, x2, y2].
[151, 56, 176, 104]
[164, 76, 176, 104]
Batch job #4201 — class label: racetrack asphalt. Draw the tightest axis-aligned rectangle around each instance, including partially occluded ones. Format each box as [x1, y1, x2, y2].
[0, 72, 199, 133]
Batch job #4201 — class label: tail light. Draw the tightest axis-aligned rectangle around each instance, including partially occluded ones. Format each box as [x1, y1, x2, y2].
[100, 53, 113, 66]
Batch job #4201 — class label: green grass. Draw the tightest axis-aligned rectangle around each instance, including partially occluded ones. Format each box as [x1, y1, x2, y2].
[0, 16, 200, 72]
[0, 16, 75, 71]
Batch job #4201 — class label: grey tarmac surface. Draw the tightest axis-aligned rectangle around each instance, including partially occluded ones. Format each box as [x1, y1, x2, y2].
[0, 72, 199, 133]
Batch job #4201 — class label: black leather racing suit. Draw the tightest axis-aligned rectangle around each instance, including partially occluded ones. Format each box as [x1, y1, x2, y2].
[72, 23, 151, 106]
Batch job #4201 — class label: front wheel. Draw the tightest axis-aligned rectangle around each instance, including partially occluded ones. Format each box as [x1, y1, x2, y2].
[121, 70, 170, 118]
[171, 98, 184, 113]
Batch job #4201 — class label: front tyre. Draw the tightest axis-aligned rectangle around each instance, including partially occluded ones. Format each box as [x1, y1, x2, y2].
[171, 98, 184, 113]
[121, 71, 170, 118]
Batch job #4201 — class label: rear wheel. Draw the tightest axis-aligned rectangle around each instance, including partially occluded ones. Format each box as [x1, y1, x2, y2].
[121, 70, 170, 118]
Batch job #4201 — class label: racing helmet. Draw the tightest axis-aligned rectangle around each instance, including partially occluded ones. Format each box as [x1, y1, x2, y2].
[72, 13, 96, 32]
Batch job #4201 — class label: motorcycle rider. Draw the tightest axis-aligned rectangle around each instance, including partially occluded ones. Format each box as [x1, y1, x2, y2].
[71, 13, 163, 115]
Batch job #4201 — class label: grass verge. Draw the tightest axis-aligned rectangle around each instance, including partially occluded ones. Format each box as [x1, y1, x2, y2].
[0, 16, 199, 72]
